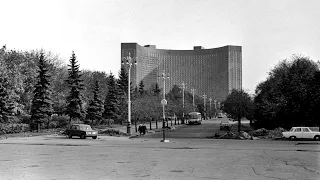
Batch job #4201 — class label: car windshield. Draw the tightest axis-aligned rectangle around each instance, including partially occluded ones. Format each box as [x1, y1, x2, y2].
[290, 128, 294, 132]
[79, 125, 92, 131]
[188, 112, 201, 119]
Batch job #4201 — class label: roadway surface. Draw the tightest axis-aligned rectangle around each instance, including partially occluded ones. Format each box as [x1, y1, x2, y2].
[145, 118, 230, 138]
[0, 135, 319, 180]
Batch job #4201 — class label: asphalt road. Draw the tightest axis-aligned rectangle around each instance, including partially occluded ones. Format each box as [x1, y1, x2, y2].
[0, 135, 319, 180]
[146, 118, 231, 138]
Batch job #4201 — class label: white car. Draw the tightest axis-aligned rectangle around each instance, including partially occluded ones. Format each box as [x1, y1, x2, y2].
[282, 127, 320, 141]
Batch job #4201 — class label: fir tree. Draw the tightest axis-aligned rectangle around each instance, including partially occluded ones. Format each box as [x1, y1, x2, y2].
[117, 67, 131, 122]
[103, 73, 119, 120]
[30, 53, 53, 130]
[65, 51, 85, 123]
[138, 80, 145, 95]
[153, 83, 161, 96]
[86, 81, 104, 125]
[117, 67, 128, 96]
[0, 71, 14, 123]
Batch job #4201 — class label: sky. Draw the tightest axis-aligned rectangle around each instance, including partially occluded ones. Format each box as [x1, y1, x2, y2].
[1, 0, 319, 94]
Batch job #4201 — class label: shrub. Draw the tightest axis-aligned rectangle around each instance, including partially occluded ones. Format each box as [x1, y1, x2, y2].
[0, 123, 30, 135]
[18, 115, 32, 124]
[51, 115, 69, 128]
[70, 120, 84, 124]
[101, 119, 114, 125]
[48, 121, 58, 129]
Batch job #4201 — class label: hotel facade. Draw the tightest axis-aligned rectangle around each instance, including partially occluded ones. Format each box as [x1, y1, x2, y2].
[121, 43, 242, 101]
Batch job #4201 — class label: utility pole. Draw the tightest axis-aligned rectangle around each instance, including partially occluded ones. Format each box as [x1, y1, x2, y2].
[122, 52, 136, 135]
[203, 94, 207, 120]
[209, 98, 212, 119]
[181, 82, 186, 124]
[191, 88, 196, 112]
[160, 71, 169, 143]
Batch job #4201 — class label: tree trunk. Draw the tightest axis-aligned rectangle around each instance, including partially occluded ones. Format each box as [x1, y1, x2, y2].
[135, 119, 137, 132]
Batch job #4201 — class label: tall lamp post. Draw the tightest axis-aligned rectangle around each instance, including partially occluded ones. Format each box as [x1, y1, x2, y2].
[209, 98, 212, 119]
[203, 94, 207, 120]
[191, 88, 196, 112]
[122, 52, 136, 135]
[160, 71, 169, 142]
[181, 82, 186, 124]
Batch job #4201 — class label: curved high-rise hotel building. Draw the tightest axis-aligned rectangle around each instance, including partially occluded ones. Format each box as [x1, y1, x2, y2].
[121, 43, 242, 101]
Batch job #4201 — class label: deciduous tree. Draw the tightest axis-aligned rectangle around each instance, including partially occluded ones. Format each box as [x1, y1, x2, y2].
[0, 63, 14, 123]
[222, 89, 254, 132]
[254, 56, 320, 129]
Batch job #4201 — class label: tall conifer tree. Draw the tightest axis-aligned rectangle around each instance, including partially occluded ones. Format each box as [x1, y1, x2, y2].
[153, 83, 161, 96]
[138, 80, 145, 95]
[103, 73, 119, 121]
[86, 81, 104, 125]
[117, 67, 128, 96]
[65, 51, 84, 122]
[30, 53, 53, 130]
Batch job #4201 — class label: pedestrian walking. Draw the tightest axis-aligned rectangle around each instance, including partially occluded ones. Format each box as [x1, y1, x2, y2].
[138, 124, 142, 136]
[142, 124, 147, 135]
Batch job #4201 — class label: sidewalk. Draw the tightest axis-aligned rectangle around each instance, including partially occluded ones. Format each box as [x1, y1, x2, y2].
[110, 119, 186, 137]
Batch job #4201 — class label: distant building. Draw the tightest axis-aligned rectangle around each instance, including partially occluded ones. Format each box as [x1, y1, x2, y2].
[121, 43, 242, 101]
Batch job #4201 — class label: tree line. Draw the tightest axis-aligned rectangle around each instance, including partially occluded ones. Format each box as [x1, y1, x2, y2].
[2, 45, 319, 131]
[0, 46, 211, 131]
[222, 55, 320, 131]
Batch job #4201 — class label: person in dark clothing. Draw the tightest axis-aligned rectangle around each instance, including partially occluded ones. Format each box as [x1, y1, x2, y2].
[138, 124, 142, 136]
[142, 124, 147, 135]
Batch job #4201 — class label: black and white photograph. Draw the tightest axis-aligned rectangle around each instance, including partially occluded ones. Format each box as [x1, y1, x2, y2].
[0, 0, 319, 179]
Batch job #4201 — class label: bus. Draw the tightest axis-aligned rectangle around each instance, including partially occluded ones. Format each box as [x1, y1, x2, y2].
[187, 112, 202, 125]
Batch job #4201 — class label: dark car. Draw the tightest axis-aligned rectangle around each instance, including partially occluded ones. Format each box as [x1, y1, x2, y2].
[65, 124, 98, 139]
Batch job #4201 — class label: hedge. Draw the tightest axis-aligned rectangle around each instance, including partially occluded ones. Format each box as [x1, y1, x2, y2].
[0, 123, 30, 135]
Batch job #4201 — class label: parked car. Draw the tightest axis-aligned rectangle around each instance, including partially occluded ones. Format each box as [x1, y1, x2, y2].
[65, 124, 98, 139]
[282, 127, 320, 141]
[220, 120, 230, 130]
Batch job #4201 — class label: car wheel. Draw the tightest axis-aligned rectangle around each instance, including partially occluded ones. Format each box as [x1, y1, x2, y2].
[80, 134, 86, 139]
[289, 136, 296, 141]
[68, 134, 72, 139]
[92, 136, 97, 139]
[314, 135, 320, 141]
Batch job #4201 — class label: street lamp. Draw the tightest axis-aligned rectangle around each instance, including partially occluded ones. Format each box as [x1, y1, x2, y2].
[191, 88, 196, 111]
[181, 82, 186, 123]
[160, 71, 169, 142]
[122, 52, 136, 135]
[203, 94, 207, 119]
[209, 98, 212, 119]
